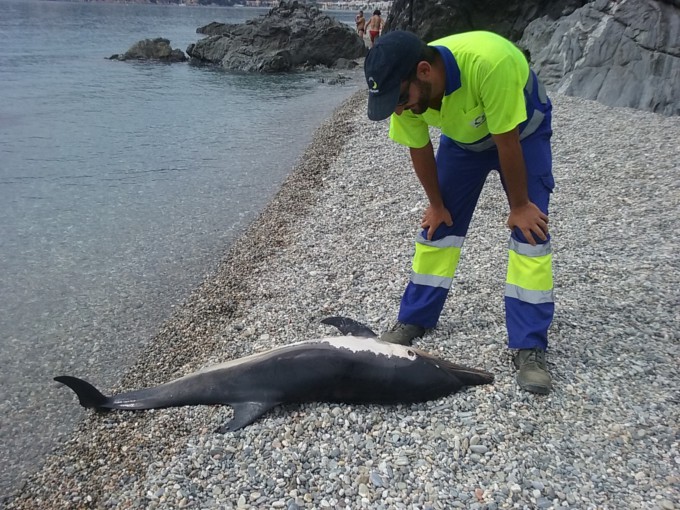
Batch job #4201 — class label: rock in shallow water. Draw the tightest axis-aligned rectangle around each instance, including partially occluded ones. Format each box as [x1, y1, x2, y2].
[110, 37, 186, 63]
[187, 1, 365, 72]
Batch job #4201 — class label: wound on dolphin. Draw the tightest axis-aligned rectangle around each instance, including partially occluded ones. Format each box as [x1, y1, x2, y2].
[55, 317, 494, 432]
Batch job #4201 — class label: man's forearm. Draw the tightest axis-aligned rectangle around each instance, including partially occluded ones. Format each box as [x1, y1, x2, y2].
[493, 128, 530, 209]
[410, 142, 444, 208]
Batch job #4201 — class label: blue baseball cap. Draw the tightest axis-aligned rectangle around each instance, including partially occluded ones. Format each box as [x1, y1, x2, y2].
[364, 30, 426, 121]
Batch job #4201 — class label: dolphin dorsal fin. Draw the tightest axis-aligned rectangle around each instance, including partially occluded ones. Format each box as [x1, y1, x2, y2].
[217, 401, 279, 433]
[321, 317, 377, 338]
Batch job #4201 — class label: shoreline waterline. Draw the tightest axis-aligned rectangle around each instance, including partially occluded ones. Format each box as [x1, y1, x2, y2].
[2, 91, 367, 506]
[0, 0, 364, 495]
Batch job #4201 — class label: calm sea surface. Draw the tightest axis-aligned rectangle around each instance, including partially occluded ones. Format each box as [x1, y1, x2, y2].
[0, 0, 359, 497]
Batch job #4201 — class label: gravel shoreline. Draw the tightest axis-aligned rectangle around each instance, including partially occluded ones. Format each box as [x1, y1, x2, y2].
[6, 92, 679, 510]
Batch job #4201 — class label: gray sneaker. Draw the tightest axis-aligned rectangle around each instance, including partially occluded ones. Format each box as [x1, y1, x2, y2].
[380, 322, 426, 346]
[513, 348, 552, 395]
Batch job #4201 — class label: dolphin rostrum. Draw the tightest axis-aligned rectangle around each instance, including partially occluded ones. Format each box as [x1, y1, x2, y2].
[55, 317, 494, 432]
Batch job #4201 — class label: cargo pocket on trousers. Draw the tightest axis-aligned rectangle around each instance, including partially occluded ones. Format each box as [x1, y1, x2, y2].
[541, 174, 555, 193]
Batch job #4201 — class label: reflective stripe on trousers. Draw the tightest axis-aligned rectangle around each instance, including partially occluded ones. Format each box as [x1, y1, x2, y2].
[505, 237, 554, 351]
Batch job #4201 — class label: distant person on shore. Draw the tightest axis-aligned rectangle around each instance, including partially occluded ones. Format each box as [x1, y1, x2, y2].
[363, 31, 555, 395]
[355, 10, 366, 39]
[367, 9, 384, 48]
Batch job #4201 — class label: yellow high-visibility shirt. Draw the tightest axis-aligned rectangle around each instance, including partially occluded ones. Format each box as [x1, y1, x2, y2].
[389, 31, 529, 149]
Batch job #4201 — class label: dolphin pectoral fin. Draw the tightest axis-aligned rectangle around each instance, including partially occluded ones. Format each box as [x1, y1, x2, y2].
[54, 376, 109, 408]
[217, 401, 280, 433]
[321, 317, 377, 338]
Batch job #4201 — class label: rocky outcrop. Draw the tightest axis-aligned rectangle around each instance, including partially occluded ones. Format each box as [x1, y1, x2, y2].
[520, 0, 679, 116]
[186, 1, 366, 73]
[385, 0, 589, 42]
[110, 38, 186, 62]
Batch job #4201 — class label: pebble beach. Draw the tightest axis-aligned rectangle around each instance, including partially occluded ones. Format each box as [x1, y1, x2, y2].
[6, 91, 679, 509]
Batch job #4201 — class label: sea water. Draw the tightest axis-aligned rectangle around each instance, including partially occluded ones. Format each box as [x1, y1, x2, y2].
[0, 0, 360, 496]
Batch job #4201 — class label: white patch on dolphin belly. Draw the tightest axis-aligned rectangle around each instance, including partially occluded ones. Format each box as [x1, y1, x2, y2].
[319, 336, 417, 360]
[184, 336, 417, 378]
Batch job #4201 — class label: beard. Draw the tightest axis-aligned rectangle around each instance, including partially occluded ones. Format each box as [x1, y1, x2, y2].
[409, 78, 433, 115]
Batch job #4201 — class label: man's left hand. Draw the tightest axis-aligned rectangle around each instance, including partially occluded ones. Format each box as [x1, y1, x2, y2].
[507, 202, 549, 246]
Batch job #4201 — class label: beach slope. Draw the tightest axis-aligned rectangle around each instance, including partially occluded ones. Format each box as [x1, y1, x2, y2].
[7, 92, 679, 509]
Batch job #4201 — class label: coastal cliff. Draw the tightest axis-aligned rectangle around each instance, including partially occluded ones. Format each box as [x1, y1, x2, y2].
[386, 0, 679, 116]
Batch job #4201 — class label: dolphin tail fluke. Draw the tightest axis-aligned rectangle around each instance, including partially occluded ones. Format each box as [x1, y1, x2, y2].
[54, 376, 110, 409]
[321, 316, 377, 338]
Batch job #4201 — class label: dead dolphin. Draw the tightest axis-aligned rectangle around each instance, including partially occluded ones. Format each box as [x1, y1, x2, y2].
[55, 317, 493, 432]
